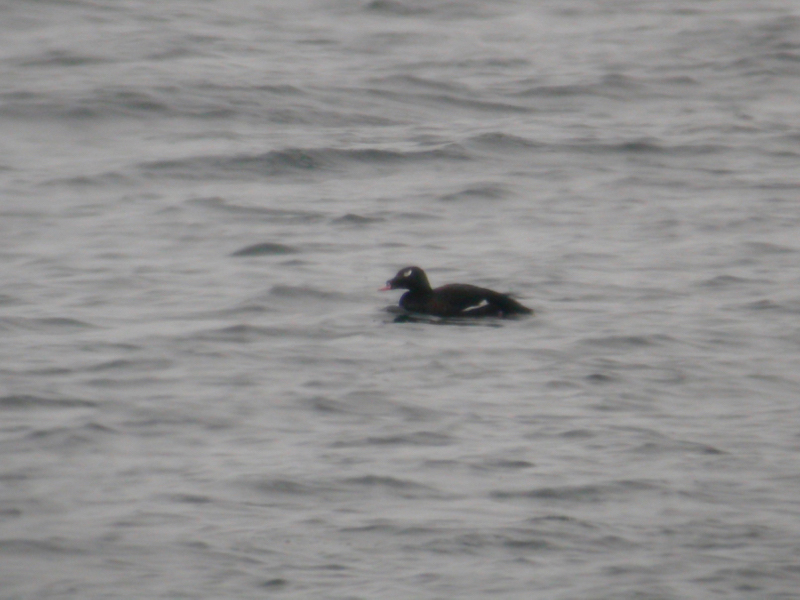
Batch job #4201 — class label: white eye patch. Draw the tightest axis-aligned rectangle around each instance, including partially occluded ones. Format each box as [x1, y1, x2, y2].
[403, 269, 414, 278]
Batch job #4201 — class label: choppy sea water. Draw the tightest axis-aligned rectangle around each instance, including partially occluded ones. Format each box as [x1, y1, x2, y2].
[3, 1, 800, 598]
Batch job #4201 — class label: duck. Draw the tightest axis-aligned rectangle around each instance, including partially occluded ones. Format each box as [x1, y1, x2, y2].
[379, 266, 532, 318]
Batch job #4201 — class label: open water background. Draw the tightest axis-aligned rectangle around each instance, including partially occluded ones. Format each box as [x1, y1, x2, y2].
[3, 1, 800, 598]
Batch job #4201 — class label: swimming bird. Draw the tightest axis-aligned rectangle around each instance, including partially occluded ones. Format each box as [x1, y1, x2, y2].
[379, 266, 532, 318]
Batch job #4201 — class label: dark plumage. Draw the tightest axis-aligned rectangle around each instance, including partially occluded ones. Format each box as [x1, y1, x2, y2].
[379, 266, 532, 318]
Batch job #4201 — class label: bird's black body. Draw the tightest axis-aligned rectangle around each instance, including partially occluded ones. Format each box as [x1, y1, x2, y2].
[380, 266, 532, 318]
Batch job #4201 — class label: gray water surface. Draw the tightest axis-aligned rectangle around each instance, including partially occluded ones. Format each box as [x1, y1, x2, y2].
[2, 1, 800, 598]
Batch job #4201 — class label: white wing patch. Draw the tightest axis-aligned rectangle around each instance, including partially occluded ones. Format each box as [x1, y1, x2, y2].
[461, 299, 490, 313]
